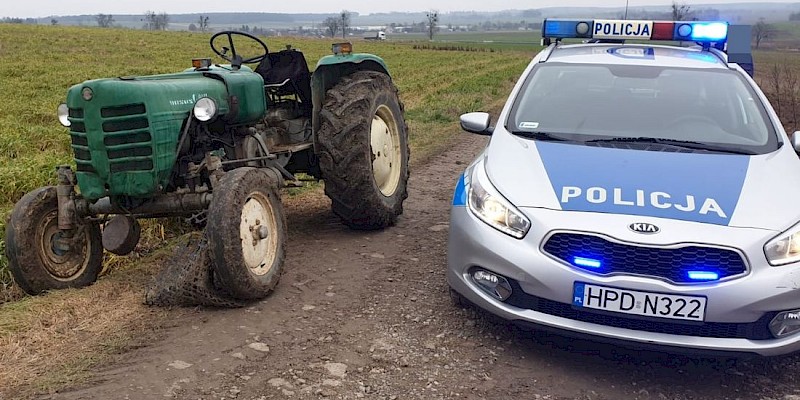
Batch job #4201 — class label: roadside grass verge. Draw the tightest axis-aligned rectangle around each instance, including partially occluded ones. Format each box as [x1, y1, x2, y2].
[0, 24, 530, 397]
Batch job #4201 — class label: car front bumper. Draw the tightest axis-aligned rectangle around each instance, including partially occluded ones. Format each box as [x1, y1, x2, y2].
[447, 205, 800, 356]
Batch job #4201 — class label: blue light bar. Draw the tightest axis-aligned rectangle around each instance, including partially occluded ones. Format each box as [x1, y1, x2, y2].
[543, 19, 593, 39]
[573, 256, 602, 269]
[541, 18, 728, 45]
[689, 22, 728, 41]
[687, 271, 720, 281]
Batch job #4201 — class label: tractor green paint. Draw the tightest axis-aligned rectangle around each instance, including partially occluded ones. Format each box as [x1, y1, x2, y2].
[310, 53, 390, 140]
[66, 67, 266, 200]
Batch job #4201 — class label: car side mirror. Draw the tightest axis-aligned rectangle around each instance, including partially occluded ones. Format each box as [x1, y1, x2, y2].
[793, 132, 800, 153]
[460, 112, 493, 136]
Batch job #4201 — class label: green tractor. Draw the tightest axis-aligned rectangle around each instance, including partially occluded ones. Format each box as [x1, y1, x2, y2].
[5, 32, 409, 299]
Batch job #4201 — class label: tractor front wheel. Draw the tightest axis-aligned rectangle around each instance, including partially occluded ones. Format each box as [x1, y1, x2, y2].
[317, 70, 410, 230]
[5, 186, 103, 295]
[207, 168, 286, 300]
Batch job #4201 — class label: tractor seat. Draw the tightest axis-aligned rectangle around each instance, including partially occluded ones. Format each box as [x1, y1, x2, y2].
[255, 49, 313, 116]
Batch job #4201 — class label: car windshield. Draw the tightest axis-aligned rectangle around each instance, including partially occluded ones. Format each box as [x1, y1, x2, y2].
[507, 62, 779, 154]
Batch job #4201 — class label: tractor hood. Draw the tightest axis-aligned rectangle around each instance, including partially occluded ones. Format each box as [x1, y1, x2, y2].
[65, 67, 266, 200]
[66, 66, 266, 126]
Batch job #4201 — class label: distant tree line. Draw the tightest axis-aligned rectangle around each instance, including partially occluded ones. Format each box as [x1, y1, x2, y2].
[96, 14, 114, 28]
[321, 10, 351, 38]
[188, 15, 210, 32]
[143, 11, 169, 30]
[1, 17, 37, 24]
[620, 2, 720, 22]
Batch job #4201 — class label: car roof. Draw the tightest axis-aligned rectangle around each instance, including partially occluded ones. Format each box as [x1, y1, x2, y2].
[545, 43, 729, 70]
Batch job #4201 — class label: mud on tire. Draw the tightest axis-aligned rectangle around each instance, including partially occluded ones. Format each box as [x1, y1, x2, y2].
[317, 70, 410, 230]
[5, 186, 103, 295]
[207, 168, 286, 300]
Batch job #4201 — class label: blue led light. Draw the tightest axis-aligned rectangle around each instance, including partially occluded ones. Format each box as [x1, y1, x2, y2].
[543, 19, 593, 39]
[676, 23, 693, 38]
[688, 22, 728, 41]
[687, 271, 719, 281]
[573, 257, 602, 269]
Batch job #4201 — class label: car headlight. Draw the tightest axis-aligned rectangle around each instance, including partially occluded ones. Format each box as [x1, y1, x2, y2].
[57, 103, 71, 127]
[467, 161, 531, 239]
[193, 97, 217, 122]
[765, 221, 800, 266]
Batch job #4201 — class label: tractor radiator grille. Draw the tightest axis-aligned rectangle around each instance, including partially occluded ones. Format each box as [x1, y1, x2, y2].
[100, 103, 153, 173]
[68, 107, 93, 173]
[101, 103, 146, 118]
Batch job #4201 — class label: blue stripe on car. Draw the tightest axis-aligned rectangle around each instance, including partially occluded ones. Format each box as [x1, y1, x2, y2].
[453, 174, 467, 206]
[536, 141, 750, 225]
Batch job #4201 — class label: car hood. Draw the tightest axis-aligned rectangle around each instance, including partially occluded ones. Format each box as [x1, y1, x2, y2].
[485, 132, 800, 231]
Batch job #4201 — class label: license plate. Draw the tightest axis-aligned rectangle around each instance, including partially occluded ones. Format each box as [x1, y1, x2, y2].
[573, 282, 706, 322]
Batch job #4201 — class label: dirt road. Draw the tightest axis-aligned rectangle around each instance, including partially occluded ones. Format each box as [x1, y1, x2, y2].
[46, 134, 800, 400]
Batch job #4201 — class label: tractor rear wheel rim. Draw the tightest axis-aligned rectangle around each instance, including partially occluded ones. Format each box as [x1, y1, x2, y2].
[239, 192, 278, 276]
[371, 104, 402, 197]
[38, 211, 91, 281]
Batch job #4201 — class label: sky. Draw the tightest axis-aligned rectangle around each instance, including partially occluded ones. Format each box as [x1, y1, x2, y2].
[3, 0, 796, 18]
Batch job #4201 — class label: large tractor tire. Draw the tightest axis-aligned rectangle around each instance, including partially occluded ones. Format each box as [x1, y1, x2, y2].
[317, 70, 410, 230]
[207, 168, 286, 300]
[5, 186, 103, 295]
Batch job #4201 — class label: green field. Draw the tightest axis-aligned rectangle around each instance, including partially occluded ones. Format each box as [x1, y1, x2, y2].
[390, 30, 540, 51]
[0, 24, 533, 294]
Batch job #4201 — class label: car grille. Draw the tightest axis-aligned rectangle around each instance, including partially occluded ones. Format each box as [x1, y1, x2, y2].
[542, 232, 747, 284]
[504, 281, 775, 340]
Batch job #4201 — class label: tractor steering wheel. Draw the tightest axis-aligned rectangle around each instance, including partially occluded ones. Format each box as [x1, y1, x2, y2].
[210, 31, 270, 67]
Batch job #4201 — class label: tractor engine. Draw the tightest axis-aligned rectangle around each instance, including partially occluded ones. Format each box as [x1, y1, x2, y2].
[63, 67, 267, 202]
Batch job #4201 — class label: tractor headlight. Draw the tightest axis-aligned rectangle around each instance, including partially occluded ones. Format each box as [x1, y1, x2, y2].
[193, 97, 217, 122]
[765, 221, 800, 266]
[57, 103, 71, 127]
[467, 161, 531, 239]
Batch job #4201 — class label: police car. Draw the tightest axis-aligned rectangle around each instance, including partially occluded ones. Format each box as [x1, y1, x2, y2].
[447, 19, 800, 356]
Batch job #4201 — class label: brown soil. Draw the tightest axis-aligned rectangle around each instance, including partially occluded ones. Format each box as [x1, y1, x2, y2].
[32, 134, 800, 400]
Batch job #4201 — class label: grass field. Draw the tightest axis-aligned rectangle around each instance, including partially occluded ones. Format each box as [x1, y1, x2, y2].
[392, 30, 540, 51]
[0, 24, 532, 396]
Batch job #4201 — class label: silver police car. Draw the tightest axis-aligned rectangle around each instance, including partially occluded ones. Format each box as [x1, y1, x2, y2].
[447, 19, 800, 356]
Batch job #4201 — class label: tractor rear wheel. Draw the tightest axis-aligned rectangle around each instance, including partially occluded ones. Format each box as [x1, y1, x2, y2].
[5, 186, 103, 295]
[317, 70, 410, 230]
[207, 168, 286, 300]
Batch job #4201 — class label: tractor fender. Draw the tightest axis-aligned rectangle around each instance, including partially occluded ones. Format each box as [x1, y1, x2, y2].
[311, 54, 392, 150]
